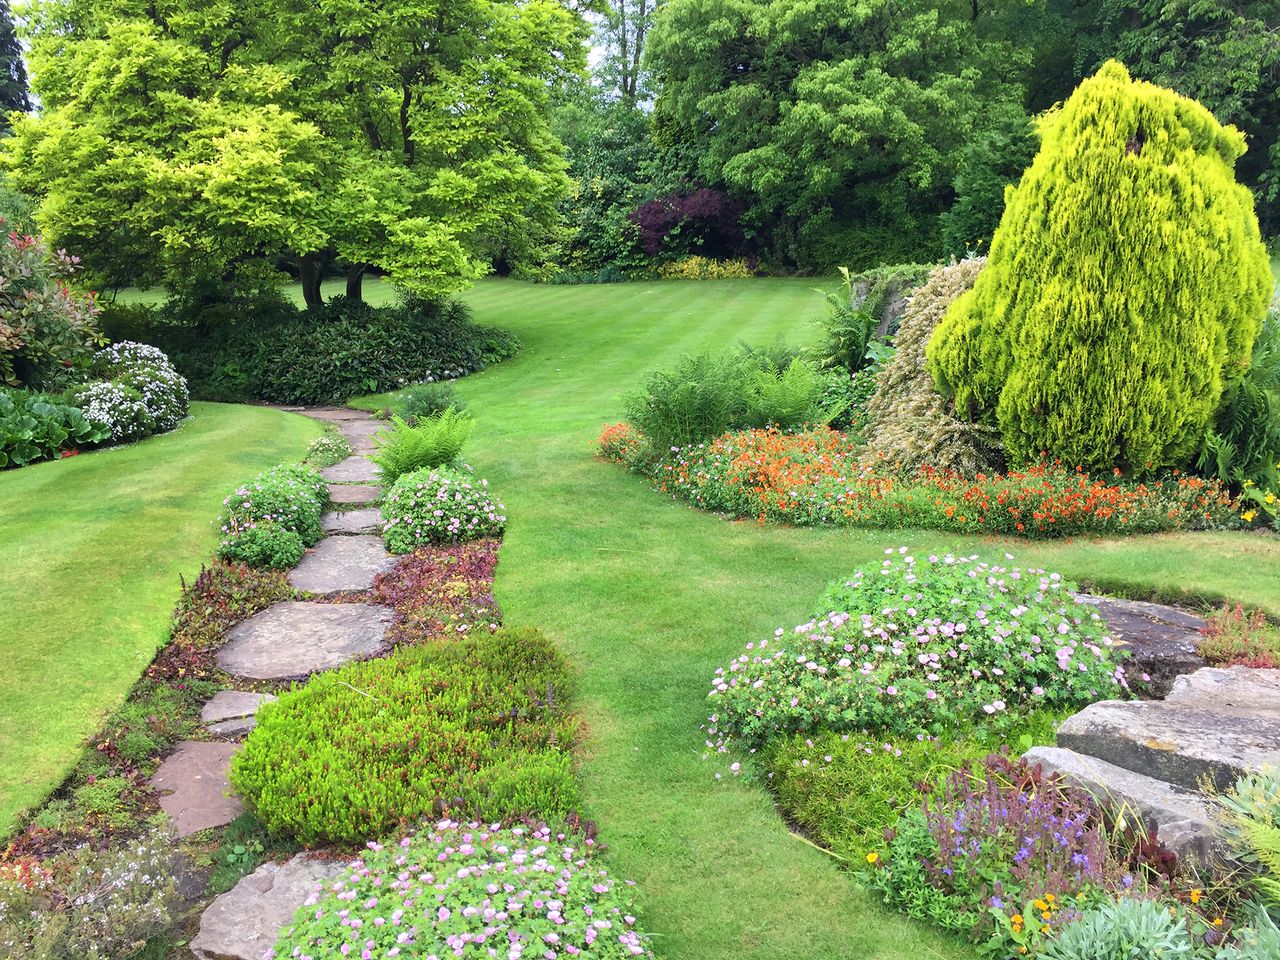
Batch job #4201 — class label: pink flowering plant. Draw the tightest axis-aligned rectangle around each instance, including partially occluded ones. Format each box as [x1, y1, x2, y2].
[270, 820, 654, 960]
[216, 463, 328, 563]
[707, 551, 1128, 757]
[382, 465, 506, 555]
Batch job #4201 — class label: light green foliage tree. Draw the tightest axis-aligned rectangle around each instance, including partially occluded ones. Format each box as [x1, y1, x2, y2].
[644, 0, 1031, 270]
[5, 0, 588, 302]
[927, 61, 1273, 474]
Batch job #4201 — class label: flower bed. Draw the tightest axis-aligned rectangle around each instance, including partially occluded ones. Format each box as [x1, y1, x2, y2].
[371, 538, 501, 644]
[600, 424, 1242, 537]
[381, 465, 506, 553]
[216, 463, 327, 567]
[271, 821, 653, 959]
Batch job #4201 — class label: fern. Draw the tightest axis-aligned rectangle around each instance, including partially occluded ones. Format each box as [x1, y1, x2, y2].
[1199, 308, 1280, 489]
[1219, 767, 1280, 908]
[370, 408, 474, 484]
[745, 358, 842, 428]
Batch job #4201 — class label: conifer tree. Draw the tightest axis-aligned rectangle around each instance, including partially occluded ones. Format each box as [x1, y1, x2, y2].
[0, 0, 29, 128]
[927, 61, 1273, 474]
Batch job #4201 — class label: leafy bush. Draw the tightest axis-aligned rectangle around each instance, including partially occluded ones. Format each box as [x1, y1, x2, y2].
[70, 381, 156, 443]
[270, 821, 653, 959]
[370, 408, 474, 484]
[217, 522, 305, 570]
[394, 380, 466, 422]
[811, 263, 931, 373]
[216, 463, 327, 564]
[231, 628, 578, 845]
[1199, 307, 1280, 492]
[0, 830, 180, 959]
[744, 358, 841, 429]
[381, 465, 506, 554]
[628, 187, 744, 259]
[707, 552, 1126, 754]
[1198, 608, 1280, 669]
[1040, 898, 1197, 960]
[123, 293, 519, 405]
[0, 230, 102, 390]
[658, 256, 754, 279]
[927, 61, 1274, 474]
[940, 106, 1038, 257]
[0, 387, 108, 467]
[1219, 768, 1280, 906]
[303, 432, 353, 468]
[864, 259, 1002, 475]
[820, 367, 878, 437]
[89, 340, 189, 432]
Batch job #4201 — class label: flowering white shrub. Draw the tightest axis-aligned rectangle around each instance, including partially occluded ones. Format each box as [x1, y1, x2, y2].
[707, 551, 1129, 758]
[72, 380, 156, 442]
[271, 821, 654, 959]
[382, 465, 506, 554]
[74, 340, 189, 442]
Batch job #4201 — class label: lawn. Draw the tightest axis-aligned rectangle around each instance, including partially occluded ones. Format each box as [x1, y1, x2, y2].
[352, 277, 1280, 960]
[0, 402, 322, 833]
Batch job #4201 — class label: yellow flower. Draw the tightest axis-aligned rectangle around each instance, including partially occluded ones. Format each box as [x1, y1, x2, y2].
[1042, 910, 1053, 920]
[1213, 918, 1224, 927]
[1266, 492, 1277, 504]
[1044, 894, 1056, 903]
[1033, 899, 1048, 911]
[1243, 510, 1258, 522]
[1011, 914, 1023, 925]
[866, 852, 879, 864]
[1190, 889, 1202, 905]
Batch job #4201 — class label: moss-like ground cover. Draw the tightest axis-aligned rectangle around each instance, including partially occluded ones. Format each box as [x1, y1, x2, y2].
[349, 277, 1280, 960]
[0, 402, 322, 832]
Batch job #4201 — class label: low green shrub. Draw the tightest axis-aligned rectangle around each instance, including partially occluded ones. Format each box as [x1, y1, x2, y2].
[109, 293, 519, 405]
[231, 627, 578, 845]
[218, 522, 305, 570]
[370, 408, 474, 484]
[658, 255, 754, 279]
[270, 821, 653, 959]
[0, 387, 108, 467]
[1040, 898, 1197, 960]
[381, 465, 505, 554]
[394, 381, 466, 422]
[303, 432, 353, 468]
[216, 464, 327, 563]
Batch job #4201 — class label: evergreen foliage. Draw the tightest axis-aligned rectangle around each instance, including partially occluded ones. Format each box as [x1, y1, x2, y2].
[927, 61, 1274, 474]
[0, 1, 29, 127]
[370, 408, 475, 485]
[864, 259, 1002, 475]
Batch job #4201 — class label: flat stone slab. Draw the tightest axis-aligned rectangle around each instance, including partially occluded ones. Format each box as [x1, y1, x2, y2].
[327, 482, 381, 505]
[300, 407, 371, 423]
[151, 741, 243, 837]
[191, 853, 346, 960]
[201, 691, 276, 738]
[1074, 594, 1207, 698]
[338, 419, 385, 441]
[288, 535, 395, 594]
[1056, 694, 1280, 791]
[322, 508, 382, 535]
[218, 601, 392, 680]
[1166, 665, 1280, 709]
[1025, 746, 1227, 867]
[321, 456, 378, 483]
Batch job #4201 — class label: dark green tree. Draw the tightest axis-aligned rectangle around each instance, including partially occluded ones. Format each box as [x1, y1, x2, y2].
[0, 0, 30, 129]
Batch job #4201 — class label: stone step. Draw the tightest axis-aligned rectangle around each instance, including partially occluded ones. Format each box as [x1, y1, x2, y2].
[296, 406, 371, 423]
[337, 418, 385, 444]
[327, 482, 381, 506]
[200, 690, 276, 737]
[322, 507, 382, 536]
[1073, 594, 1207, 698]
[1056, 690, 1280, 792]
[1165, 665, 1280, 710]
[321, 455, 378, 484]
[191, 853, 346, 960]
[218, 601, 393, 680]
[150, 741, 243, 838]
[288, 534, 394, 594]
[1024, 746, 1227, 866]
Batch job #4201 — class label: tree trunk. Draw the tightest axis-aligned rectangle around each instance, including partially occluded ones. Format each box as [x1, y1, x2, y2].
[345, 264, 366, 302]
[298, 253, 323, 308]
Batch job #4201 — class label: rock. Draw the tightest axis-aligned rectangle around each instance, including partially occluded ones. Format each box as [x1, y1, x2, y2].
[1024, 746, 1227, 866]
[1074, 594, 1208, 698]
[1166, 665, 1280, 708]
[288, 535, 395, 594]
[205, 717, 257, 737]
[190, 853, 347, 960]
[150, 741, 243, 837]
[299, 407, 371, 423]
[218, 601, 392, 680]
[322, 508, 382, 535]
[201, 691, 276, 725]
[338, 419, 385, 445]
[321, 456, 378, 484]
[327, 483, 381, 506]
[1056, 694, 1280, 791]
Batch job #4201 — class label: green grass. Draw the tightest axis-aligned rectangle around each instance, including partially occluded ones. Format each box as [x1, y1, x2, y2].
[0, 402, 322, 833]
[353, 278, 1280, 959]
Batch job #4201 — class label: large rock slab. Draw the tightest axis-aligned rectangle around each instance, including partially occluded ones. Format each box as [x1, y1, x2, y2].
[1056, 696, 1280, 791]
[288, 535, 395, 594]
[299, 407, 371, 423]
[1073, 594, 1207, 698]
[322, 508, 382, 535]
[218, 601, 392, 680]
[190, 853, 347, 960]
[1166, 665, 1280, 708]
[338, 418, 385, 442]
[201, 691, 276, 737]
[327, 482, 381, 506]
[150, 741, 243, 837]
[321, 456, 378, 483]
[1025, 746, 1227, 866]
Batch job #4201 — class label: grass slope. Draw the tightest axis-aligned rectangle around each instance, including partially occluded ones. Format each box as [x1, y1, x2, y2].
[356, 278, 1280, 960]
[0, 402, 321, 833]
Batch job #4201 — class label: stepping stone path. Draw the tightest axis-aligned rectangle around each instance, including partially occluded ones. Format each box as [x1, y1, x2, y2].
[150, 741, 243, 837]
[1074, 593, 1208, 698]
[327, 482, 381, 505]
[288, 534, 395, 594]
[201, 690, 276, 737]
[321, 455, 379, 484]
[322, 507, 381, 535]
[218, 601, 393, 680]
[191, 853, 346, 960]
[1026, 665, 1280, 867]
